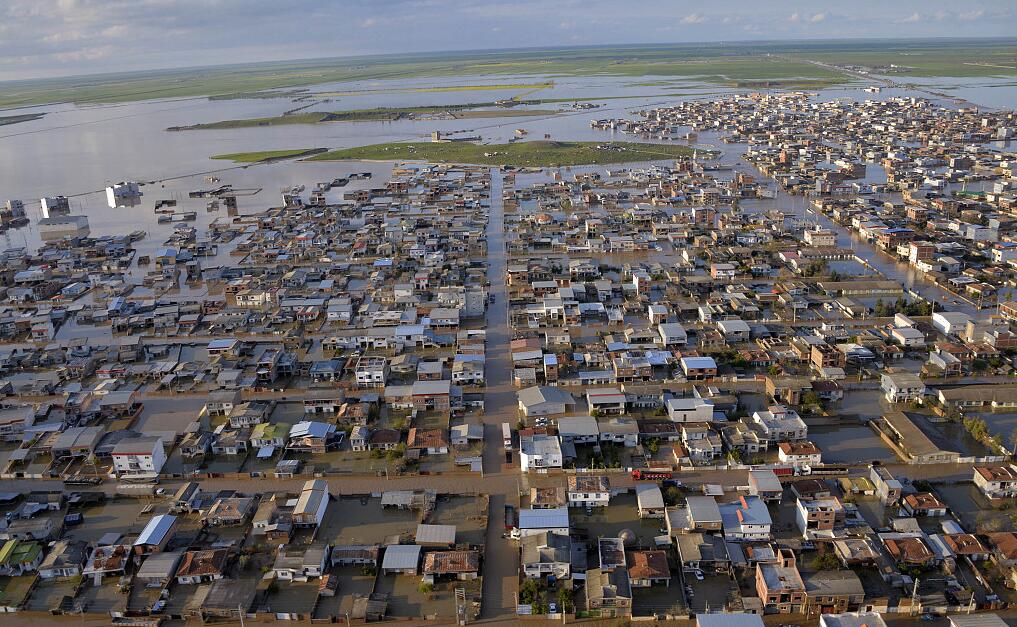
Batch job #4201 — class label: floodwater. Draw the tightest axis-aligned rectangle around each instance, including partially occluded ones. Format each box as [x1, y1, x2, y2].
[0, 69, 1015, 286]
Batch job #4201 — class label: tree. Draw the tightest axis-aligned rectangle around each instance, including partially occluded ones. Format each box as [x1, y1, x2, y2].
[418, 582, 433, 594]
[812, 552, 842, 570]
[557, 586, 574, 614]
[519, 579, 541, 605]
[664, 486, 682, 506]
[647, 438, 660, 455]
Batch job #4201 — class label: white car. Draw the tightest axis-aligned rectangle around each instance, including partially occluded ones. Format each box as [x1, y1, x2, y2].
[694, 570, 705, 581]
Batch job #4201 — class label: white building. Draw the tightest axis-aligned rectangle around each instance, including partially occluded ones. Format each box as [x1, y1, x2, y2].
[105, 181, 141, 208]
[111, 436, 166, 479]
[777, 442, 822, 469]
[658, 322, 688, 346]
[665, 397, 715, 423]
[891, 326, 925, 347]
[881, 372, 925, 404]
[751, 406, 807, 444]
[519, 434, 563, 472]
[932, 311, 970, 336]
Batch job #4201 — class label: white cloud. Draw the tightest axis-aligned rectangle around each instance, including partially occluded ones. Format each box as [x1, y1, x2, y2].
[358, 17, 378, 28]
[957, 9, 985, 20]
[681, 13, 706, 25]
[898, 12, 923, 23]
[808, 12, 827, 23]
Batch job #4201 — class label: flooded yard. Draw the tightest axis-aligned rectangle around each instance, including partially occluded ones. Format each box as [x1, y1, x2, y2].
[809, 425, 895, 463]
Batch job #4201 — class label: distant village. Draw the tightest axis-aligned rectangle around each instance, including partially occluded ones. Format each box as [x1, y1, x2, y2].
[1, 90, 1017, 625]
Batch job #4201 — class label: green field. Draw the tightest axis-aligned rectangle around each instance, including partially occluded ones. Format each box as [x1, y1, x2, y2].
[168, 101, 562, 130]
[5, 39, 1017, 109]
[211, 148, 325, 163]
[307, 140, 706, 167]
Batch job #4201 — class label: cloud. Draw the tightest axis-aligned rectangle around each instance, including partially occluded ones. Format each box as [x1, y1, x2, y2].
[791, 12, 826, 23]
[0, 0, 1016, 81]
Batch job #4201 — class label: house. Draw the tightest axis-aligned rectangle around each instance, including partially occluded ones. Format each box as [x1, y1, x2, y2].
[986, 532, 1017, 567]
[354, 356, 389, 388]
[804, 570, 865, 615]
[557, 415, 600, 443]
[599, 417, 640, 447]
[680, 356, 717, 381]
[635, 483, 666, 519]
[795, 497, 846, 537]
[250, 422, 289, 449]
[273, 543, 329, 581]
[111, 436, 166, 479]
[293, 479, 330, 527]
[0, 539, 42, 576]
[176, 548, 230, 584]
[882, 535, 935, 567]
[718, 319, 751, 342]
[517, 386, 576, 418]
[755, 550, 806, 614]
[206, 496, 256, 526]
[83, 544, 133, 585]
[685, 496, 723, 531]
[658, 322, 688, 347]
[135, 550, 183, 588]
[902, 492, 947, 517]
[626, 550, 670, 587]
[778, 442, 822, 469]
[567, 475, 611, 508]
[698, 616, 765, 627]
[331, 545, 380, 567]
[881, 372, 925, 404]
[415, 524, 456, 547]
[519, 433, 563, 472]
[974, 465, 1017, 500]
[38, 539, 87, 579]
[204, 389, 241, 417]
[665, 396, 715, 423]
[870, 464, 903, 505]
[517, 507, 569, 537]
[381, 544, 421, 575]
[585, 567, 632, 618]
[422, 550, 480, 581]
[407, 428, 449, 455]
[521, 531, 571, 579]
[288, 420, 337, 454]
[748, 469, 783, 503]
[587, 388, 627, 415]
[720, 496, 772, 541]
[133, 514, 177, 555]
[751, 406, 807, 443]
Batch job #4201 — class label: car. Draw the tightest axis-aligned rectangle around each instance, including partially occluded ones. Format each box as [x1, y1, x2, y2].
[920, 615, 936, 622]
[155, 488, 167, 496]
[693, 570, 704, 581]
[63, 513, 84, 526]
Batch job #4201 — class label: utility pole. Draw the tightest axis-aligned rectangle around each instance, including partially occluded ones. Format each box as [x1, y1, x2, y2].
[911, 577, 920, 616]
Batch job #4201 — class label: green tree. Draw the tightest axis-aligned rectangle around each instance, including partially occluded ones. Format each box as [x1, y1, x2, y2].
[812, 552, 842, 570]
[557, 586, 574, 613]
[519, 579, 541, 605]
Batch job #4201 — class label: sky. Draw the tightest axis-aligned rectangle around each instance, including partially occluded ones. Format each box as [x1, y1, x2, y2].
[0, 0, 1015, 81]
